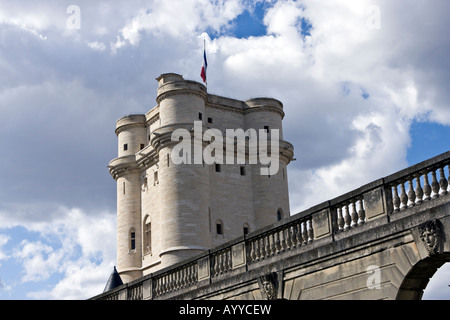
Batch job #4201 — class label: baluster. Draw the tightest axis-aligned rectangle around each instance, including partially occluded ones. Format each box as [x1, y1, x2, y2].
[407, 179, 416, 207]
[260, 237, 266, 259]
[307, 218, 314, 242]
[269, 233, 276, 255]
[227, 250, 232, 271]
[351, 201, 358, 226]
[153, 278, 159, 297]
[213, 255, 219, 276]
[255, 238, 261, 261]
[302, 221, 308, 244]
[337, 207, 344, 230]
[439, 167, 448, 195]
[344, 204, 351, 229]
[181, 268, 186, 287]
[275, 231, 281, 253]
[431, 170, 440, 198]
[193, 264, 198, 283]
[249, 240, 256, 262]
[174, 271, 179, 290]
[280, 229, 287, 251]
[399, 182, 408, 209]
[186, 265, 192, 285]
[286, 225, 293, 249]
[358, 198, 365, 225]
[169, 274, 173, 292]
[264, 234, 271, 257]
[415, 175, 423, 204]
[423, 172, 431, 200]
[294, 224, 300, 247]
[392, 185, 400, 211]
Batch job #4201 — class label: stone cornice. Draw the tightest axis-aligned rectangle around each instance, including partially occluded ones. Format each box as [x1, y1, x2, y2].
[206, 102, 285, 119]
[156, 89, 207, 104]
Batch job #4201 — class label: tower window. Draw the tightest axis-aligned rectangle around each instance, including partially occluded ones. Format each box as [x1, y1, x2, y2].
[240, 166, 246, 176]
[123, 143, 128, 151]
[199, 112, 203, 120]
[130, 230, 136, 251]
[154, 171, 159, 185]
[277, 209, 283, 221]
[215, 163, 221, 172]
[243, 224, 249, 235]
[144, 218, 151, 255]
[208, 117, 213, 123]
[140, 144, 145, 150]
[216, 221, 223, 235]
[264, 126, 270, 133]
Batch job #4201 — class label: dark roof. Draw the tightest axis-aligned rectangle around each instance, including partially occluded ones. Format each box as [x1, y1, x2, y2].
[103, 266, 123, 292]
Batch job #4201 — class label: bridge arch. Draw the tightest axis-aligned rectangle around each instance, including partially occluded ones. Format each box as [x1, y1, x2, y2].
[396, 253, 450, 300]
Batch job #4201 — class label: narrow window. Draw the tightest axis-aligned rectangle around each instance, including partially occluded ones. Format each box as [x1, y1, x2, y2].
[216, 222, 223, 235]
[215, 163, 221, 172]
[130, 231, 136, 250]
[277, 209, 283, 221]
[240, 166, 246, 176]
[123, 182, 126, 194]
[167, 153, 170, 167]
[264, 125, 269, 133]
[208, 117, 213, 123]
[123, 143, 128, 151]
[243, 224, 249, 235]
[199, 112, 203, 120]
[140, 144, 145, 150]
[154, 171, 158, 185]
[144, 219, 151, 255]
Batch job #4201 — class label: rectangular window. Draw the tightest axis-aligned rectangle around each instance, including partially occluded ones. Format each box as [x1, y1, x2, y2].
[208, 117, 213, 123]
[154, 171, 158, 185]
[140, 144, 145, 150]
[123, 143, 128, 151]
[240, 166, 246, 176]
[215, 163, 221, 172]
[130, 232, 136, 250]
[199, 112, 203, 120]
[216, 223, 222, 235]
[264, 126, 269, 133]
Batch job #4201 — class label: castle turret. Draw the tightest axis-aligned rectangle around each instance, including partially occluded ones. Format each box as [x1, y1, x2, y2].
[245, 98, 291, 227]
[110, 114, 146, 283]
[152, 73, 211, 268]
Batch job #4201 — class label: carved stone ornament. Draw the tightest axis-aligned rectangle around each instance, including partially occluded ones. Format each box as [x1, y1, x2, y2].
[258, 273, 278, 300]
[419, 220, 441, 256]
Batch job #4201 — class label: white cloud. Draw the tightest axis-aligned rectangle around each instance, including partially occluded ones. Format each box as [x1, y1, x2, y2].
[0, 205, 116, 299]
[0, 0, 449, 300]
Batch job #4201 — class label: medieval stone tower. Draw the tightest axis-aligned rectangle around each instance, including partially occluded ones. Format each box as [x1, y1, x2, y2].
[108, 73, 294, 284]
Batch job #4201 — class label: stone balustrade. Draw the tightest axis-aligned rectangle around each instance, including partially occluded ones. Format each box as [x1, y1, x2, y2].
[92, 151, 450, 300]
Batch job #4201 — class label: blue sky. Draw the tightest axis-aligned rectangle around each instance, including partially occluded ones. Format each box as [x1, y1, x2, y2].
[0, 0, 449, 300]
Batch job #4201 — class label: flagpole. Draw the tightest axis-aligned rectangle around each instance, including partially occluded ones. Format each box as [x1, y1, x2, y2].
[204, 36, 207, 91]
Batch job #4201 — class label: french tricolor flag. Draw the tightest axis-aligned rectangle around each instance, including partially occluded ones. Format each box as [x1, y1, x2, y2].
[200, 44, 207, 83]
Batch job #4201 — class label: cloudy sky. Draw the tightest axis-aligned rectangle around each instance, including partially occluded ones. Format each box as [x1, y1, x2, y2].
[0, 0, 449, 300]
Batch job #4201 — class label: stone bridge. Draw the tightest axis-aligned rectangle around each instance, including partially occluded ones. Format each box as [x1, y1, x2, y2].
[93, 151, 450, 300]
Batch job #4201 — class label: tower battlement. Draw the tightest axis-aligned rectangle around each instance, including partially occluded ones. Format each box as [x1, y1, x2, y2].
[108, 73, 294, 283]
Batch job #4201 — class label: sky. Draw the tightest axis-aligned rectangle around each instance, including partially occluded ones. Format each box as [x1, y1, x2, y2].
[0, 0, 449, 300]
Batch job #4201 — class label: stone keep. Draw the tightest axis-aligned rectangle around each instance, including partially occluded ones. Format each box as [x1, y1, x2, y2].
[108, 73, 294, 283]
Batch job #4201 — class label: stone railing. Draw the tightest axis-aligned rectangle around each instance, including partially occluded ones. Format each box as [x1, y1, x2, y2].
[92, 151, 449, 300]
